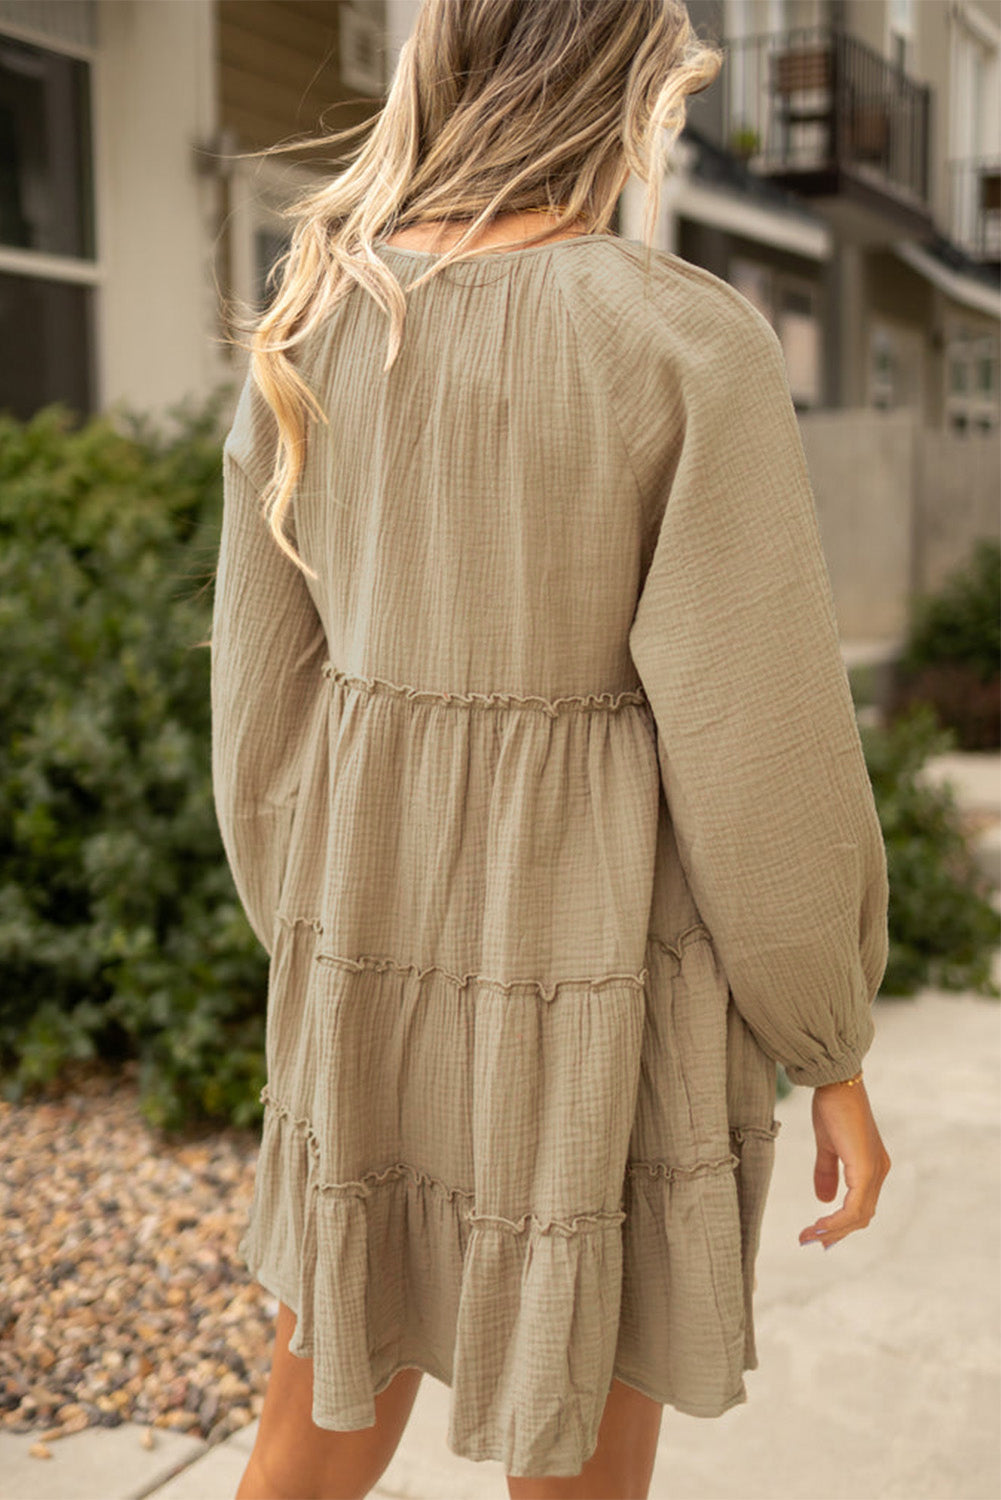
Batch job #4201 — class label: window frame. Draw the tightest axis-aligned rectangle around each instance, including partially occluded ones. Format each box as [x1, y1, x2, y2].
[944, 321, 1000, 436]
[0, 8, 100, 414]
[0, 12, 99, 283]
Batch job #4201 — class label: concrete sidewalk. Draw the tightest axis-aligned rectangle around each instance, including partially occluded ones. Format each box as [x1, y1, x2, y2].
[3, 751, 999, 1500]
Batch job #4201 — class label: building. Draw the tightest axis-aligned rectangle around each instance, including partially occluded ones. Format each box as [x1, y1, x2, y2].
[672, 0, 1000, 433]
[1, 0, 997, 637]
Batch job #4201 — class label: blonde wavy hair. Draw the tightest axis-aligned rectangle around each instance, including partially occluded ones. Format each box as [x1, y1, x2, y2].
[225, 0, 722, 580]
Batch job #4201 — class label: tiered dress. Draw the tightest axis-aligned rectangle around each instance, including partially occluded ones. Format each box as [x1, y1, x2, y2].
[210, 233, 889, 1478]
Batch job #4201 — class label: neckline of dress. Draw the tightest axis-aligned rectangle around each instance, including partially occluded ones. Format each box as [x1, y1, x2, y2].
[374, 231, 620, 262]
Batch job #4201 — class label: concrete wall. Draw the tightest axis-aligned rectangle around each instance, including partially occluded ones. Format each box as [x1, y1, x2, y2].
[802, 409, 916, 641]
[800, 408, 1001, 642]
[915, 425, 1001, 597]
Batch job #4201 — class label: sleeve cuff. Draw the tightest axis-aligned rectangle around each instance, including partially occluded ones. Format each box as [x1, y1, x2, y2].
[781, 1013, 875, 1088]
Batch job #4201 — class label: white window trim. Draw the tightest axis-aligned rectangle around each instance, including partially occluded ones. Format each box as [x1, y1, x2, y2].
[0, 244, 100, 283]
[0, 10, 94, 61]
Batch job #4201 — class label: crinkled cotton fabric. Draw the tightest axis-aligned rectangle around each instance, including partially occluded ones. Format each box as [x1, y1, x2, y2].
[210, 234, 889, 1478]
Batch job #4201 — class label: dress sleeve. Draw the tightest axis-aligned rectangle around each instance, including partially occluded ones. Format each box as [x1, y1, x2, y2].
[627, 309, 889, 1088]
[211, 378, 327, 956]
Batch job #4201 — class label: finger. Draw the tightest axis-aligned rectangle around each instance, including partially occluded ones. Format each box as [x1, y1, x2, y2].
[802, 1183, 874, 1243]
[813, 1145, 840, 1201]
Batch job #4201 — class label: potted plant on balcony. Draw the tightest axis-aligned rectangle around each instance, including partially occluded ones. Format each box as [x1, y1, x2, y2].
[728, 124, 761, 162]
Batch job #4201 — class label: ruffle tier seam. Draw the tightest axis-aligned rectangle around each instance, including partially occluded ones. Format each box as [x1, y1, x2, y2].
[312, 949, 649, 1001]
[625, 1151, 740, 1182]
[257, 1086, 770, 1220]
[274, 917, 714, 989]
[465, 1207, 627, 1237]
[320, 659, 650, 716]
[276, 914, 326, 934]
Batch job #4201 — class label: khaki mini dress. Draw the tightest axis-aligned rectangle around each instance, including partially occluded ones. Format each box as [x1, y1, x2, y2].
[211, 233, 889, 1478]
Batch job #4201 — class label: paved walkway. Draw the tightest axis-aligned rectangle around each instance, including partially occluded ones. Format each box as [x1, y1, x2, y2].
[2, 751, 998, 1500]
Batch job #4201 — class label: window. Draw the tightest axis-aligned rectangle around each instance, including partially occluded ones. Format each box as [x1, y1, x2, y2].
[0, 15, 97, 421]
[869, 319, 925, 414]
[254, 225, 292, 312]
[225, 154, 316, 338]
[870, 326, 896, 411]
[339, 0, 384, 96]
[777, 281, 820, 408]
[945, 325, 999, 434]
[0, 34, 93, 257]
[730, 255, 822, 409]
[0, 268, 92, 419]
[730, 255, 774, 321]
[948, 3, 1001, 257]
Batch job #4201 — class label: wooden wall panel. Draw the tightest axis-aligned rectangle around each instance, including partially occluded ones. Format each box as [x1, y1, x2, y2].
[217, 0, 386, 157]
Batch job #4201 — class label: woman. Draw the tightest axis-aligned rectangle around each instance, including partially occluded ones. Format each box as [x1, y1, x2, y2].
[214, 2, 892, 1497]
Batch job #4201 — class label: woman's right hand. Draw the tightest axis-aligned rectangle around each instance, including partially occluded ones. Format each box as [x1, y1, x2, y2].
[798, 1079, 892, 1250]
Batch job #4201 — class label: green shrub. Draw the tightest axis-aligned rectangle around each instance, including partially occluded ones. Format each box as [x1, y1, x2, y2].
[862, 702, 1000, 997]
[0, 395, 270, 1135]
[888, 538, 1001, 749]
[902, 538, 1000, 683]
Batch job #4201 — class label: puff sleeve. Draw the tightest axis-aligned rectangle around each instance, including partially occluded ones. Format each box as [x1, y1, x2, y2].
[211, 369, 327, 956]
[627, 309, 889, 1087]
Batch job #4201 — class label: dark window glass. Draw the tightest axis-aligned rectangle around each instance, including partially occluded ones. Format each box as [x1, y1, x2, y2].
[780, 285, 813, 318]
[0, 270, 94, 421]
[255, 226, 291, 310]
[0, 35, 94, 258]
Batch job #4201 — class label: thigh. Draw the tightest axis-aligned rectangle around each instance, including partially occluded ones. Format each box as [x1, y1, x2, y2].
[506, 1377, 663, 1500]
[248, 1300, 423, 1500]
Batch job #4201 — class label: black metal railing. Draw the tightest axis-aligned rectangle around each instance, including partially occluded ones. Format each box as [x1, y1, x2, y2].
[722, 24, 931, 207]
[947, 156, 1001, 263]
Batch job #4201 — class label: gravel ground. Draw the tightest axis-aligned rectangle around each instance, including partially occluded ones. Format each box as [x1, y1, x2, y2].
[0, 1060, 274, 1454]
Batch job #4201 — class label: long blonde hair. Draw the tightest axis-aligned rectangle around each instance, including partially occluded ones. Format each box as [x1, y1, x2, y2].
[224, 0, 722, 580]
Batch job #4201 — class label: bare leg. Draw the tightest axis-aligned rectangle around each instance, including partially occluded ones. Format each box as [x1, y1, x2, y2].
[234, 1300, 423, 1500]
[505, 1378, 664, 1500]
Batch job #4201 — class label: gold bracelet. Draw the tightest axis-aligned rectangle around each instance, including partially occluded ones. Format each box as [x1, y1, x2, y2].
[822, 1069, 864, 1087]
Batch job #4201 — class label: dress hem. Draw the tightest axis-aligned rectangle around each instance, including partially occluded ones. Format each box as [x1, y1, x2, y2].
[244, 1261, 756, 1440]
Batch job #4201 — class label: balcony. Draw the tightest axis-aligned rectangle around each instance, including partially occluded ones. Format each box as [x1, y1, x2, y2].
[722, 23, 934, 244]
[947, 156, 1001, 269]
